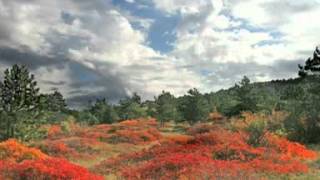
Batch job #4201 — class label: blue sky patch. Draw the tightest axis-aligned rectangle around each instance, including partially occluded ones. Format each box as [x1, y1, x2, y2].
[112, 0, 179, 53]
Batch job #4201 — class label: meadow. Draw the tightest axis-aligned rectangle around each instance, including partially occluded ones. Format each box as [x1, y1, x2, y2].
[1, 62, 320, 179]
[1, 112, 320, 180]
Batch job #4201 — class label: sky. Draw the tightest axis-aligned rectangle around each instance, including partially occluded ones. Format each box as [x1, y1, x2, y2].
[0, 0, 319, 107]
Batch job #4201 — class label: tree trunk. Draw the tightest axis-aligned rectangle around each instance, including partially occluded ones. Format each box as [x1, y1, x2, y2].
[160, 119, 165, 128]
[6, 117, 10, 140]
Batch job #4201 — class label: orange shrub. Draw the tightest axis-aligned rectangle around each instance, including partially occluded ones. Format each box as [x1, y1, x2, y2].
[107, 119, 162, 144]
[120, 118, 158, 128]
[120, 119, 140, 126]
[161, 134, 193, 144]
[231, 111, 288, 132]
[0, 139, 48, 162]
[208, 111, 225, 123]
[230, 112, 262, 130]
[47, 125, 63, 139]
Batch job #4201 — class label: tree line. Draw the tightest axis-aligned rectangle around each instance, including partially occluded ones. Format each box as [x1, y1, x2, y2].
[0, 64, 258, 141]
[1, 48, 320, 143]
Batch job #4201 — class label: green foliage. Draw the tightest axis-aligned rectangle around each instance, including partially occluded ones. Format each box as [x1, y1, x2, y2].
[117, 93, 147, 120]
[0, 112, 8, 140]
[284, 83, 320, 143]
[76, 110, 99, 126]
[89, 99, 119, 124]
[298, 47, 320, 77]
[0, 65, 39, 113]
[246, 120, 267, 147]
[143, 100, 157, 118]
[38, 90, 67, 112]
[179, 88, 210, 124]
[208, 91, 238, 116]
[154, 91, 179, 126]
[0, 111, 48, 142]
[230, 76, 258, 116]
[36, 111, 70, 124]
[0, 65, 40, 140]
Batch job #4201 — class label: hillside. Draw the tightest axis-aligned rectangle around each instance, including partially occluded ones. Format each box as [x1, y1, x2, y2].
[207, 75, 320, 116]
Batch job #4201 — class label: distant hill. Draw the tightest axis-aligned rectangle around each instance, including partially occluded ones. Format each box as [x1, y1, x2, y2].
[206, 75, 320, 116]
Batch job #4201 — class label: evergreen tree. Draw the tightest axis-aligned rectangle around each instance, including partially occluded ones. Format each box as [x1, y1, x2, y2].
[179, 88, 210, 124]
[38, 90, 67, 112]
[90, 98, 119, 124]
[143, 100, 157, 118]
[0, 65, 39, 139]
[298, 47, 320, 77]
[155, 91, 178, 126]
[131, 92, 142, 104]
[117, 93, 147, 120]
[231, 76, 258, 115]
[285, 82, 320, 143]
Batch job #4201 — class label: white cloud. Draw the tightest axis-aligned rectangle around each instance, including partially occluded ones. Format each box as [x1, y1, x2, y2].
[0, 0, 201, 100]
[152, 0, 320, 92]
[125, 0, 135, 3]
[154, 0, 223, 16]
[1, 0, 319, 102]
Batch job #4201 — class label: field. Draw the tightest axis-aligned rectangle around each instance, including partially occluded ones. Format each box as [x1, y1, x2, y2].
[0, 0, 319, 179]
[0, 112, 320, 180]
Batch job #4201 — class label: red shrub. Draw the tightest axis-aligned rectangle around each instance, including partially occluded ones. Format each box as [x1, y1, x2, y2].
[0, 139, 102, 180]
[74, 118, 161, 144]
[264, 133, 317, 160]
[37, 140, 79, 159]
[0, 158, 103, 180]
[122, 153, 253, 180]
[35, 137, 104, 160]
[94, 128, 317, 179]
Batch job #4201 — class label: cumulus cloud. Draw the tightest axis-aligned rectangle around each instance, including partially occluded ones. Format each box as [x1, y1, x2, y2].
[153, 0, 320, 92]
[0, 0, 201, 107]
[0, 0, 318, 107]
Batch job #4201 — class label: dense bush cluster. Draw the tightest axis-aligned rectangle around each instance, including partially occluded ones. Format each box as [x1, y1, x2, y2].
[0, 158, 103, 180]
[0, 139, 102, 180]
[0, 116, 318, 179]
[0, 139, 47, 162]
[32, 119, 161, 160]
[94, 124, 317, 179]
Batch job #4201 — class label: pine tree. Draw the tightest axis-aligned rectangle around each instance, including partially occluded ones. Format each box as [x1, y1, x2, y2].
[179, 88, 210, 124]
[155, 91, 178, 127]
[117, 93, 147, 120]
[298, 47, 320, 77]
[38, 90, 67, 112]
[90, 98, 119, 124]
[0, 65, 39, 139]
[233, 76, 258, 114]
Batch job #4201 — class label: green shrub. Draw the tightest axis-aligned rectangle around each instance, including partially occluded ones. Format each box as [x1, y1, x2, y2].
[245, 120, 267, 147]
